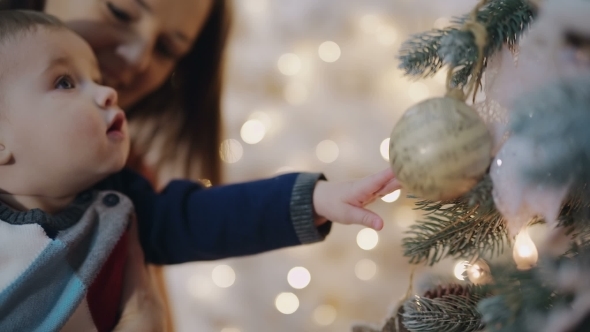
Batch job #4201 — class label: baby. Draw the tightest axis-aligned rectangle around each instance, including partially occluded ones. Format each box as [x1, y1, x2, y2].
[0, 10, 163, 331]
[0, 9, 400, 332]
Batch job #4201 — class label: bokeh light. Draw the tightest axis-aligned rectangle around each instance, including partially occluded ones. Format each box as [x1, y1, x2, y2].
[220, 139, 244, 163]
[241, 119, 266, 144]
[212, 265, 236, 288]
[313, 305, 337, 326]
[356, 228, 379, 250]
[287, 267, 311, 289]
[380, 138, 390, 161]
[278, 53, 302, 76]
[381, 189, 401, 203]
[318, 41, 341, 62]
[275, 292, 299, 314]
[355, 259, 377, 280]
[316, 140, 339, 163]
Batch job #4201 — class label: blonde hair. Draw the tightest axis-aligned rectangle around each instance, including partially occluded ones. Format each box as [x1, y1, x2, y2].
[0, 10, 64, 43]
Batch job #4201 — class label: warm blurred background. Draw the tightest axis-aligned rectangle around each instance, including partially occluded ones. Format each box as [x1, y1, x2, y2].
[164, 0, 477, 331]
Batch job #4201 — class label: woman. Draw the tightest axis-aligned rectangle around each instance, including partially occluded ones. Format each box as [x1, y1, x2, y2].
[1, 0, 400, 330]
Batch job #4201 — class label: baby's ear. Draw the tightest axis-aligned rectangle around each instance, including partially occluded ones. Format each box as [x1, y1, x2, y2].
[0, 143, 12, 165]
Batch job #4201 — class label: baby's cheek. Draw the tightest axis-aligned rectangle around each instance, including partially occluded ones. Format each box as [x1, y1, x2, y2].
[61, 115, 105, 153]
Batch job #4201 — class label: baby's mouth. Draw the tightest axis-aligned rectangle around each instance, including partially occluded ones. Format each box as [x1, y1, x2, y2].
[107, 112, 126, 140]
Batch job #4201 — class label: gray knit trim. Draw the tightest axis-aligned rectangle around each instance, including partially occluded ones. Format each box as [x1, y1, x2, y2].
[0, 191, 95, 231]
[290, 172, 330, 244]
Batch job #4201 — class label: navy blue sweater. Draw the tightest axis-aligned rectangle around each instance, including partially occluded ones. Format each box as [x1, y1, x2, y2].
[95, 168, 332, 264]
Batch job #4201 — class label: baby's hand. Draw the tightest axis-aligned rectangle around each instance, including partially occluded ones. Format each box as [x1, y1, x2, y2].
[312, 168, 400, 230]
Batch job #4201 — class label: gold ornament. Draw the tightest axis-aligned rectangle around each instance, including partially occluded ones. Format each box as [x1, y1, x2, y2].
[389, 96, 492, 201]
[388, 0, 493, 201]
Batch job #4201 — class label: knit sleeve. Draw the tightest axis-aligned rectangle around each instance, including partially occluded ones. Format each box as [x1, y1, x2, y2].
[290, 173, 332, 244]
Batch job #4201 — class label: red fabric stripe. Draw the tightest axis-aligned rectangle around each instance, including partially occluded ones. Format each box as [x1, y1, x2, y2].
[87, 230, 129, 331]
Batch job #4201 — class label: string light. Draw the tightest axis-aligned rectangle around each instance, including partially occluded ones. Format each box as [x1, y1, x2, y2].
[381, 189, 401, 203]
[313, 305, 337, 326]
[287, 267, 311, 289]
[275, 292, 299, 314]
[355, 259, 377, 280]
[219, 139, 244, 163]
[240, 119, 266, 144]
[513, 228, 538, 270]
[356, 228, 379, 250]
[212, 265, 236, 288]
[467, 259, 491, 284]
[454, 261, 469, 280]
[316, 140, 339, 163]
[318, 41, 341, 62]
[277, 53, 302, 76]
[379, 138, 390, 161]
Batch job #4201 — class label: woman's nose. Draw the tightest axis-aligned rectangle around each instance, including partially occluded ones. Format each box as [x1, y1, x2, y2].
[116, 38, 153, 75]
[95, 85, 119, 109]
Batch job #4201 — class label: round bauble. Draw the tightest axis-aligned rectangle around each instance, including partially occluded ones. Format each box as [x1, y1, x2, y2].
[389, 96, 492, 201]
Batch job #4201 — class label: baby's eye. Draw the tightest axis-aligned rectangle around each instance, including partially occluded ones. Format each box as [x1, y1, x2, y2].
[55, 76, 75, 90]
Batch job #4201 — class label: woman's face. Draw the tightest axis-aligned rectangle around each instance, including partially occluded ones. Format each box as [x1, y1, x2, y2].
[44, 0, 213, 109]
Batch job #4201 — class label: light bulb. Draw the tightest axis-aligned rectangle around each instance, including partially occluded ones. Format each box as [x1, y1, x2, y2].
[513, 229, 538, 270]
[454, 261, 469, 280]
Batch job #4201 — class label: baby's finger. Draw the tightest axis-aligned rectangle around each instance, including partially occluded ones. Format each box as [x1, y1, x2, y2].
[343, 206, 384, 230]
[376, 177, 401, 196]
[353, 168, 395, 198]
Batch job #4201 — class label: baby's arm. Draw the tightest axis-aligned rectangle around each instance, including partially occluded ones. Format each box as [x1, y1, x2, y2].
[96, 167, 398, 265]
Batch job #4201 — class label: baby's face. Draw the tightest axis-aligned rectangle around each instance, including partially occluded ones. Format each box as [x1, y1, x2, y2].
[0, 27, 129, 195]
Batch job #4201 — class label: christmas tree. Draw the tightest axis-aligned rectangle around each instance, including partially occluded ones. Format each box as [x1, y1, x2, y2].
[353, 0, 590, 331]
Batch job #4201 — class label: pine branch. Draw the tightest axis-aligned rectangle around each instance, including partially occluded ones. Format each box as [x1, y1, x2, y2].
[401, 284, 489, 332]
[398, 0, 535, 88]
[397, 29, 450, 78]
[402, 175, 509, 265]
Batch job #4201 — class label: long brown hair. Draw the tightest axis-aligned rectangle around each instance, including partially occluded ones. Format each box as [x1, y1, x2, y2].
[2, 0, 230, 186]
